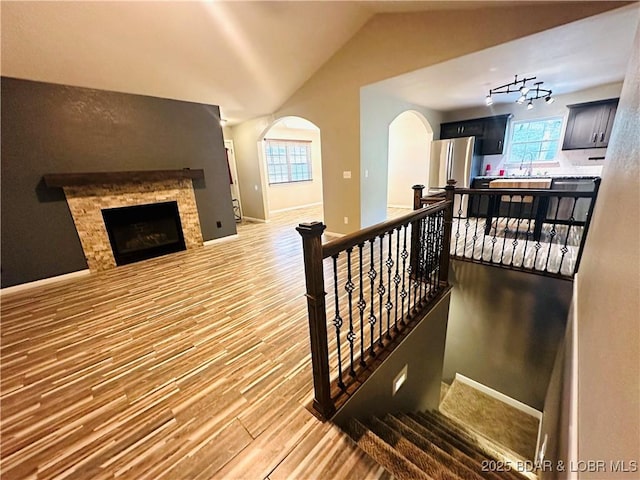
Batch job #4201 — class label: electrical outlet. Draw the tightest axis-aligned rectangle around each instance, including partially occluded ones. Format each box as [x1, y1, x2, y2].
[343, 217, 349, 224]
[343, 171, 351, 179]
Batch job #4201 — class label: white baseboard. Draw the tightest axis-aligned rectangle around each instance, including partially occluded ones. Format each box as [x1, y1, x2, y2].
[203, 234, 239, 246]
[242, 216, 269, 223]
[388, 204, 412, 210]
[454, 373, 542, 419]
[324, 231, 345, 238]
[269, 202, 322, 214]
[1, 269, 91, 296]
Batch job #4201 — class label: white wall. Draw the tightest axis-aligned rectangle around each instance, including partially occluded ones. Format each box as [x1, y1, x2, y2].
[573, 29, 639, 479]
[387, 111, 433, 209]
[360, 87, 442, 227]
[443, 82, 623, 177]
[264, 124, 323, 213]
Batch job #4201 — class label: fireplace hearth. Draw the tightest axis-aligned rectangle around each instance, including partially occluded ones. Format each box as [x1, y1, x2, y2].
[102, 201, 186, 266]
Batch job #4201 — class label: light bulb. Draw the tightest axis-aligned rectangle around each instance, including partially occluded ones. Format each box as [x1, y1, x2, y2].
[527, 100, 534, 110]
[516, 95, 526, 104]
[485, 95, 493, 106]
[545, 96, 554, 104]
[220, 119, 228, 126]
[520, 86, 530, 95]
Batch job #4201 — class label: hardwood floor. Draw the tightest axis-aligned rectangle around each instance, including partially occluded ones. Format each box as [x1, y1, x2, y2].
[0, 206, 392, 480]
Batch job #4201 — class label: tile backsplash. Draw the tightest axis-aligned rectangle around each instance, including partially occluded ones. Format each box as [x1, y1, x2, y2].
[482, 148, 604, 177]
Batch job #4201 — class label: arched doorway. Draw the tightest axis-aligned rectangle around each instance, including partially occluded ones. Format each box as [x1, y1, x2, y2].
[259, 116, 323, 218]
[387, 111, 433, 212]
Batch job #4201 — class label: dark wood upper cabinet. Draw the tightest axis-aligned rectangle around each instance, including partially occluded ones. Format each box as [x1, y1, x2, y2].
[562, 98, 619, 150]
[440, 114, 511, 155]
[480, 115, 510, 155]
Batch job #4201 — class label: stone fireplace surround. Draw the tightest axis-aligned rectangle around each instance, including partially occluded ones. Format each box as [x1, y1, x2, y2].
[44, 170, 204, 272]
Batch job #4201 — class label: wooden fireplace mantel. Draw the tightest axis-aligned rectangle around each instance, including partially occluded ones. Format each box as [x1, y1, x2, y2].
[42, 169, 205, 188]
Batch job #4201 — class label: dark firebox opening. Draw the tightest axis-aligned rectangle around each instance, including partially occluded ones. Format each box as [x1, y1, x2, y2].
[102, 201, 186, 266]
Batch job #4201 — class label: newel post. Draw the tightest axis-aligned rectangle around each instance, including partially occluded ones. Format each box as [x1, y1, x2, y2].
[412, 184, 425, 211]
[439, 179, 456, 284]
[296, 222, 335, 419]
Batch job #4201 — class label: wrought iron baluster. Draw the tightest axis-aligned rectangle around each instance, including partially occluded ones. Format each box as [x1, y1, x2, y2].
[357, 243, 366, 367]
[499, 194, 515, 264]
[471, 194, 481, 260]
[544, 195, 562, 273]
[453, 194, 463, 256]
[385, 231, 394, 337]
[332, 255, 345, 389]
[413, 217, 427, 313]
[521, 213, 534, 270]
[489, 195, 500, 263]
[367, 239, 377, 356]
[393, 227, 401, 332]
[400, 224, 409, 325]
[424, 212, 434, 299]
[436, 210, 445, 291]
[430, 214, 439, 295]
[509, 195, 526, 267]
[559, 197, 578, 275]
[461, 194, 471, 258]
[377, 235, 385, 346]
[344, 248, 356, 376]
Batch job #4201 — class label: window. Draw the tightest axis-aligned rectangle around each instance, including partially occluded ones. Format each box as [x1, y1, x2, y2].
[507, 117, 563, 164]
[265, 139, 312, 184]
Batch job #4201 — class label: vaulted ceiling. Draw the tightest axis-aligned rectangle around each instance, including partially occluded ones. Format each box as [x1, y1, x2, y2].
[2, 1, 637, 124]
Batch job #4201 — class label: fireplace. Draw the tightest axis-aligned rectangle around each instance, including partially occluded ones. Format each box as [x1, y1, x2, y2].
[102, 201, 187, 266]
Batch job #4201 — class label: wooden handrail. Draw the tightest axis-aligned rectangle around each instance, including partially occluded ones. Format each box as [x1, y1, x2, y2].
[322, 201, 450, 259]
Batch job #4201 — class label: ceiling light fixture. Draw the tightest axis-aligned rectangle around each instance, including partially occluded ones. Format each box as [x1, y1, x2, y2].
[486, 74, 554, 107]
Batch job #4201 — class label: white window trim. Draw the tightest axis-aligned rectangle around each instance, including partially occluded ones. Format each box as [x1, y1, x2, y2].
[264, 138, 313, 185]
[505, 115, 564, 165]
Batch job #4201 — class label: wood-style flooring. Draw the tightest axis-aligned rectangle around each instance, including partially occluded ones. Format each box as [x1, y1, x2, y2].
[1, 206, 407, 480]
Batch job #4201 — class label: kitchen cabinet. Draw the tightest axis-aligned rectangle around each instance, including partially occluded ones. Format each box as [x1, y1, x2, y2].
[562, 98, 618, 150]
[440, 119, 485, 139]
[440, 114, 510, 155]
[480, 115, 510, 155]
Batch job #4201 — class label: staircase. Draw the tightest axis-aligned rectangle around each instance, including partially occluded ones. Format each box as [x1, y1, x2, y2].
[347, 410, 537, 480]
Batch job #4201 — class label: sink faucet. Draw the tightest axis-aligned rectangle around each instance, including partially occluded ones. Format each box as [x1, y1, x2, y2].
[520, 153, 535, 176]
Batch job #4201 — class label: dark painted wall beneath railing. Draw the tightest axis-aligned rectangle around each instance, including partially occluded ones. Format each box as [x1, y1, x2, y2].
[443, 260, 572, 410]
[333, 292, 450, 426]
[1, 77, 235, 288]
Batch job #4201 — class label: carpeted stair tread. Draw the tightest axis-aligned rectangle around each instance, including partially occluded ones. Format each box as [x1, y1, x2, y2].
[417, 411, 508, 460]
[411, 412, 530, 480]
[383, 414, 490, 480]
[394, 413, 503, 480]
[367, 416, 463, 480]
[347, 418, 433, 480]
[428, 410, 532, 467]
[409, 412, 494, 463]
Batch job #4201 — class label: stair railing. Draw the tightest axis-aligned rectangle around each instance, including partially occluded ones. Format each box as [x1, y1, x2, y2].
[297, 186, 454, 419]
[415, 178, 600, 279]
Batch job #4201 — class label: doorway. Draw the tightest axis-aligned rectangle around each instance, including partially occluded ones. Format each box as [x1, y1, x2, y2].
[387, 111, 433, 212]
[259, 116, 323, 216]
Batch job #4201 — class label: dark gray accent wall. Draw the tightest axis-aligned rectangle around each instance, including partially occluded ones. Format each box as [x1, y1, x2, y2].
[443, 260, 572, 410]
[333, 292, 450, 427]
[1, 77, 235, 288]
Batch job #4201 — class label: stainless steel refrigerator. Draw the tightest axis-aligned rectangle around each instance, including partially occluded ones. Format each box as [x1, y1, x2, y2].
[428, 136, 481, 193]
